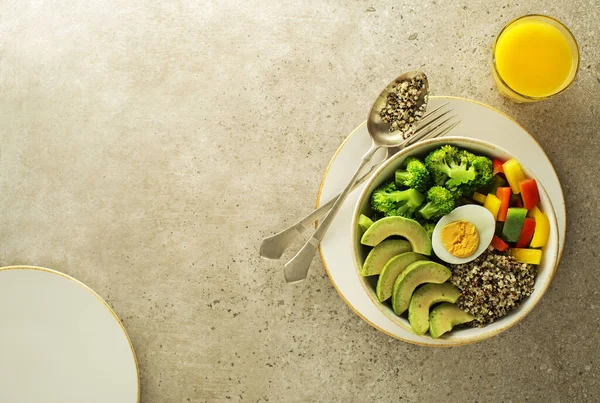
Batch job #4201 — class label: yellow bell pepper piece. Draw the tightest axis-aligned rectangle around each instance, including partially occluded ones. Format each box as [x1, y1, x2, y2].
[510, 248, 542, 265]
[502, 158, 526, 194]
[483, 193, 502, 221]
[527, 206, 550, 248]
[472, 192, 487, 204]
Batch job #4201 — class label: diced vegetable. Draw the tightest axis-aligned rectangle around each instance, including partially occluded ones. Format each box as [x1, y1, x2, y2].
[516, 218, 536, 248]
[527, 206, 550, 248]
[486, 175, 508, 195]
[510, 248, 542, 265]
[491, 235, 509, 252]
[509, 192, 520, 205]
[496, 187, 511, 222]
[495, 221, 504, 236]
[492, 159, 504, 176]
[472, 192, 487, 204]
[483, 193, 502, 221]
[358, 214, 374, 233]
[502, 158, 526, 194]
[502, 207, 528, 242]
[520, 179, 540, 210]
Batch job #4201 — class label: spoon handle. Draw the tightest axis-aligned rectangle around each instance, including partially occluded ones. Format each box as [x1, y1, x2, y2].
[283, 143, 380, 283]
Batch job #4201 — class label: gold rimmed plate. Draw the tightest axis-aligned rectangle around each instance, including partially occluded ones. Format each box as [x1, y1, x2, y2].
[0, 266, 139, 402]
[316, 96, 566, 346]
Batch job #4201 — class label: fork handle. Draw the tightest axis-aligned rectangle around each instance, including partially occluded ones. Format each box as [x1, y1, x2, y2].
[284, 143, 380, 283]
[259, 200, 333, 260]
[259, 158, 385, 260]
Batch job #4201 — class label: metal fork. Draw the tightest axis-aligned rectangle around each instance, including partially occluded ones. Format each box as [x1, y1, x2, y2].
[260, 103, 459, 262]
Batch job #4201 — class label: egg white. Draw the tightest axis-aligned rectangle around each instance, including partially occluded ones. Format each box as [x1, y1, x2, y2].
[431, 205, 496, 265]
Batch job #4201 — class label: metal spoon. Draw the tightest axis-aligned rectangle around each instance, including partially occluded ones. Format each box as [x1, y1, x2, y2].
[283, 71, 429, 283]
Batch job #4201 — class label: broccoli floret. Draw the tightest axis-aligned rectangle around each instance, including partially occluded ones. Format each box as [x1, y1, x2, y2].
[385, 201, 416, 218]
[425, 145, 476, 188]
[445, 186, 465, 200]
[471, 156, 493, 189]
[394, 157, 432, 193]
[422, 222, 436, 240]
[425, 146, 494, 198]
[370, 181, 398, 212]
[385, 208, 413, 218]
[380, 181, 399, 192]
[371, 181, 425, 217]
[418, 186, 456, 220]
[458, 149, 477, 165]
[448, 155, 494, 197]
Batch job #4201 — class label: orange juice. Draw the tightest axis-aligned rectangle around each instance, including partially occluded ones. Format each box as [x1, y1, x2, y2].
[493, 15, 579, 101]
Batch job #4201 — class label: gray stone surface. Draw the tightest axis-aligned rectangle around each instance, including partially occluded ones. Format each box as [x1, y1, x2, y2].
[1, 0, 599, 402]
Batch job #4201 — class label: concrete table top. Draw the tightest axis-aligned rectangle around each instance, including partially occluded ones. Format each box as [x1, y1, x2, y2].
[1, 0, 599, 401]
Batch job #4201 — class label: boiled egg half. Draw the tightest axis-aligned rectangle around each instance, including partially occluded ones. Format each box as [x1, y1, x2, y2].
[432, 205, 495, 264]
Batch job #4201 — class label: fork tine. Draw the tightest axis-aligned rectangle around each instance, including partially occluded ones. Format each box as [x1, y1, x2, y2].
[406, 111, 452, 145]
[416, 119, 461, 144]
[420, 101, 450, 120]
[413, 108, 453, 135]
[407, 115, 460, 145]
[428, 118, 461, 139]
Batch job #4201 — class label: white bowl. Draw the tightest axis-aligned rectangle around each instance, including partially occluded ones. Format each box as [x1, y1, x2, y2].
[352, 136, 559, 346]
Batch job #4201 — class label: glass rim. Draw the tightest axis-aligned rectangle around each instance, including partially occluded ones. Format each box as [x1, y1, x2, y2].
[492, 14, 581, 100]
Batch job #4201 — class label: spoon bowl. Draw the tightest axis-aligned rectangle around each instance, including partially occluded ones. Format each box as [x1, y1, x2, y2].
[367, 71, 429, 146]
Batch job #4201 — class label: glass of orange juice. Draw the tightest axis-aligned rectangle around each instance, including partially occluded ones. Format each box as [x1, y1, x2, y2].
[492, 15, 580, 102]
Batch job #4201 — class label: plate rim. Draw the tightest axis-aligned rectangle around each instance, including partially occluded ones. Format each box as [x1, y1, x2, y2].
[316, 95, 567, 346]
[0, 265, 140, 402]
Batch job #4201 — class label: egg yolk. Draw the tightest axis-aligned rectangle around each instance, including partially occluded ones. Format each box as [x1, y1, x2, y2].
[441, 220, 479, 258]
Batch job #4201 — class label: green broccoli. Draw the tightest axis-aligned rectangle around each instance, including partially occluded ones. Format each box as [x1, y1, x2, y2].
[458, 149, 476, 164]
[425, 146, 494, 198]
[394, 157, 432, 193]
[371, 181, 425, 218]
[422, 222, 436, 240]
[471, 156, 493, 189]
[418, 186, 456, 220]
[425, 145, 476, 188]
[448, 155, 494, 197]
[445, 186, 465, 200]
[386, 201, 416, 218]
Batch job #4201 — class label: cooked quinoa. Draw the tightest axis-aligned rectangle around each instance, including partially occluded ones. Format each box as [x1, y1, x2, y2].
[449, 246, 536, 327]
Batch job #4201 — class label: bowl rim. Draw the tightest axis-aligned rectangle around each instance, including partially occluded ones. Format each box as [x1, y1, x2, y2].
[351, 136, 560, 346]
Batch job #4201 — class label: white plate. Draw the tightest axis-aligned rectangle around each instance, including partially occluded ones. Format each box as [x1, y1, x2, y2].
[0, 266, 139, 403]
[317, 96, 566, 346]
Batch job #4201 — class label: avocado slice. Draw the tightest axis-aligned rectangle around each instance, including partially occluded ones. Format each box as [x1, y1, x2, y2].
[376, 252, 428, 301]
[429, 303, 474, 339]
[361, 239, 411, 276]
[391, 261, 451, 316]
[357, 214, 374, 234]
[360, 216, 432, 255]
[408, 283, 461, 335]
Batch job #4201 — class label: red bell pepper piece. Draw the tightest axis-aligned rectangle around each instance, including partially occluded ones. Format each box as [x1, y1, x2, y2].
[496, 187, 511, 222]
[491, 235, 509, 252]
[492, 159, 505, 176]
[520, 179, 540, 210]
[516, 218, 536, 248]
